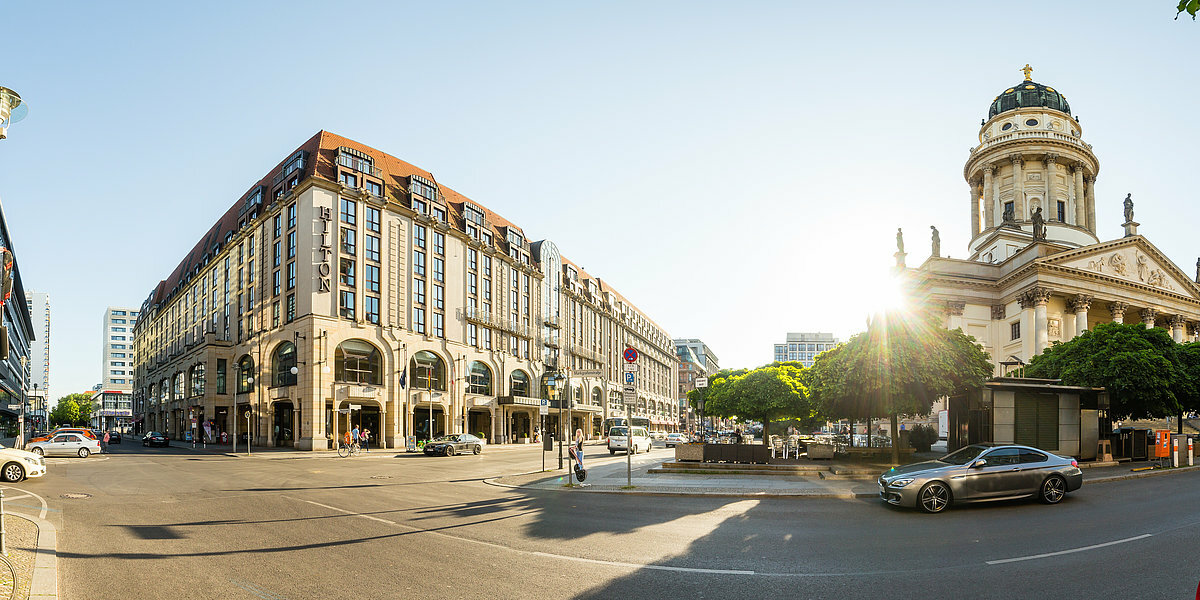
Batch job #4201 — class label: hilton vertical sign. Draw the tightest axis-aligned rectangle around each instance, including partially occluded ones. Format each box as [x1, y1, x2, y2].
[317, 206, 333, 292]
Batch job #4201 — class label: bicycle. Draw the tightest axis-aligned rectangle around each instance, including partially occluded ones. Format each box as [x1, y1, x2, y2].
[0, 552, 17, 600]
[337, 440, 361, 458]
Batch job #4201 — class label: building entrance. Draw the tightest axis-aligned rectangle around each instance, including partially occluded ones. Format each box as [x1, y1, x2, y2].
[414, 406, 445, 441]
[468, 409, 491, 442]
[273, 402, 294, 447]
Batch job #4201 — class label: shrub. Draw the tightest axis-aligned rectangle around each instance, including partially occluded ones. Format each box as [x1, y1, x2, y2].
[908, 424, 938, 452]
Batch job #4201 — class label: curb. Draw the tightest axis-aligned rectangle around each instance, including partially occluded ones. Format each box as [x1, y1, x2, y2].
[1084, 463, 1200, 484]
[482, 472, 877, 499]
[17, 512, 57, 600]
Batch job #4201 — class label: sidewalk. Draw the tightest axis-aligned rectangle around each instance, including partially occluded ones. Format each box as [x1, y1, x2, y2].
[491, 456, 1200, 498]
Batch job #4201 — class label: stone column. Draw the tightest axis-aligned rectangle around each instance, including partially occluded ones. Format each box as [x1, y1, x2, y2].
[1070, 294, 1091, 338]
[1044, 154, 1059, 219]
[945, 301, 966, 331]
[1011, 155, 1026, 219]
[970, 183, 981, 238]
[1141, 307, 1157, 329]
[1021, 288, 1052, 355]
[1169, 315, 1186, 343]
[1189, 323, 1200, 343]
[982, 165, 995, 229]
[1108, 301, 1127, 324]
[1085, 174, 1097, 232]
[1073, 165, 1086, 227]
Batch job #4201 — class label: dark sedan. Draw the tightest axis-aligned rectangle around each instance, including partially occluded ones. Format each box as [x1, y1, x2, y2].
[108, 431, 122, 444]
[423, 434, 483, 456]
[878, 443, 1083, 513]
[142, 432, 169, 447]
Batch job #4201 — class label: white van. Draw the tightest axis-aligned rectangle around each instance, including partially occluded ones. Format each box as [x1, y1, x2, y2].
[608, 426, 652, 455]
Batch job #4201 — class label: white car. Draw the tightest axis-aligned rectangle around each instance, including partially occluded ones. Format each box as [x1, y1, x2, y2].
[27, 433, 102, 458]
[0, 444, 46, 482]
[608, 426, 653, 455]
[665, 432, 689, 447]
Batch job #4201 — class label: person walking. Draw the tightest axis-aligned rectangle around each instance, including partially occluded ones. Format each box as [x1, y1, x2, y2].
[570, 428, 586, 481]
[351, 424, 361, 450]
[360, 428, 371, 452]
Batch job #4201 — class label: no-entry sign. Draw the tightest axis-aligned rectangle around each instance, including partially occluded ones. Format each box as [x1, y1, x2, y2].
[623, 347, 639, 363]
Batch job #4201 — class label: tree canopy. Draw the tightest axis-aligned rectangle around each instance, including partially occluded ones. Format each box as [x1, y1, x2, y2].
[1025, 322, 1193, 420]
[48, 393, 94, 427]
[688, 363, 816, 443]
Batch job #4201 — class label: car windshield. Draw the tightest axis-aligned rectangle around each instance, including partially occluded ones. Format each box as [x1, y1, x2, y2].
[609, 427, 628, 436]
[938, 444, 990, 465]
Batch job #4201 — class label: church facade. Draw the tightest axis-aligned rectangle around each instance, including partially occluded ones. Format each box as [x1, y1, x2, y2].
[903, 67, 1199, 457]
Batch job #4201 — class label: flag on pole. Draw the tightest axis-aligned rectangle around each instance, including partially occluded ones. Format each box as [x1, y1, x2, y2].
[399, 366, 407, 389]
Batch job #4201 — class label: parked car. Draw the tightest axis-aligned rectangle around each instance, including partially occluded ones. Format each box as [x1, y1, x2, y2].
[878, 443, 1083, 514]
[28, 427, 98, 444]
[664, 432, 689, 447]
[108, 431, 122, 444]
[607, 426, 652, 455]
[0, 443, 46, 482]
[650, 431, 666, 440]
[423, 434, 484, 456]
[142, 432, 169, 447]
[28, 433, 102, 458]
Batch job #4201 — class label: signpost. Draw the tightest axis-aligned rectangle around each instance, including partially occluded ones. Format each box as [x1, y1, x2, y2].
[695, 376, 708, 437]
[624, 347, 638, 486]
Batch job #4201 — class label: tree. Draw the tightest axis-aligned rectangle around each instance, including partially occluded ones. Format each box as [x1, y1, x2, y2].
[1026, 322, 1184, 421]
[809, 311, 993, 464]
[49, 393, 94, 427]
[688, 365, 815, 444]
[1178, 0, 1199, 20]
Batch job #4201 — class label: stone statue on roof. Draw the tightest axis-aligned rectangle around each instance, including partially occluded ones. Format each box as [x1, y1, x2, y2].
[930, 226, 940, 257]
[1031, 207, 1046, 241]
[896, 228, 904, 254]
[1123, 193, 1134, 223]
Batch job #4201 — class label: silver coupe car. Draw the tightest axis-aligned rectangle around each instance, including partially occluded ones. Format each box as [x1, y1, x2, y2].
[878, 443, 1083, 513]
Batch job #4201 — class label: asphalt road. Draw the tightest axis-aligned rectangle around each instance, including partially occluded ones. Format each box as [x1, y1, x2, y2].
[13, 440, 1200, 599]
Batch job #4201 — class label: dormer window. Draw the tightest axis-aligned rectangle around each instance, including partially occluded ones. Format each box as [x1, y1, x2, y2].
[465, 204, 485, 239]
[281, 151, 306, 180]
[337, 147, 375, 175]
[411, 174, 438, 200]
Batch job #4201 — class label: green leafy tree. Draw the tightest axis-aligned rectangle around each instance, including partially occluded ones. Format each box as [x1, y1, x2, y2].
[809, 311, 992, 464]
[48, 393, 94, 427]
[688, 365, 815, 443]
[1178, 0, 1199, 19]
[1026, 322, 1184, 421]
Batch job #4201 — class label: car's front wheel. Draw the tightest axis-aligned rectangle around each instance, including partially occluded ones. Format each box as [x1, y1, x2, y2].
[78, 448, 91, 458]
[2, 463, 24, 483]
[446, 446, 455, 456]
[31, 447, 43, 456]
[918, 482, 951, 513]
[1039, 475, 1066, 504]
[473, 445, 481, 455]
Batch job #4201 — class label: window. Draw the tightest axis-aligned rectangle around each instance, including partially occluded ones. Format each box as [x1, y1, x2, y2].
[433, 257, 444, 283]
[340, 258, 356, 287]
[111, 335, 126, 341]
[287, 262, 296, 290]
[335, 340, 382, 385]
[287, 294, 296, 322]
[1020, 449, 1048, 463]
[340, 198, 356, 224]
[482, 256, 491, 276]
[433, 231, 445, 255]
[112, 327, 127, 332]
[365, 206, 381, 232]
[365, 180, 381, 196]
[190, 363, 206, 396]
[273, 270, 281, 296]
[287, 204, 296, 229]
[412, 198, 427, 214]
[365, 235, 380, 262]
[467, 361, 492, 395]
[340, 172, 358, 189]
[273, 342, 297, 386]
[274, 214, 282, 239]
[340, 290, 356, 319]
[287, 231, 296, 259]
[468, 249, 477, 270]
[237, 356, 254, 393]
[432, 206, 446, 223]
[433, 312, 444, 338]
[272, 301, 280, 327]
[510, 370, 529, 396]
[414, 278, 426, 304]
[433, 284, 444, 310]
[410, 351, 446, 391]
[414, 224, 426, 248]
[112, 318, 126, 324]
[273, 241, 281, 267]
[365, 296, 379, 324]
[413, 251, 426, 276]
[1011, 321, 1021, 340]
[341, 228, 356, 256]
[413, 307, 426, 334]
[1004, 201, 1014, 219]
[468, 323, 477, 346]
[216, 359, 227, 394]
[365, 264, 380, 293]
[113, 310, 126, 316]
[1057, 200, 1066, 222]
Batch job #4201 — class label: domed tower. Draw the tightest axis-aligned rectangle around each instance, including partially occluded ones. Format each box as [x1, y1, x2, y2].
[964, 65, 1100, 263]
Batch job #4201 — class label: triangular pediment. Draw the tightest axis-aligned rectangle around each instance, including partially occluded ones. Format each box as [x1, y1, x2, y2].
[1042, 236, 1200, 299]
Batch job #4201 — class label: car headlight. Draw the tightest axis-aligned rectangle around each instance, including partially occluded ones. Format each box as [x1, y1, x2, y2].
[889, 478, 915, 488]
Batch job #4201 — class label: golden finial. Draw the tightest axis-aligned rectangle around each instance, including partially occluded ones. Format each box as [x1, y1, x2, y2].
[1021, 64, 1033, 81]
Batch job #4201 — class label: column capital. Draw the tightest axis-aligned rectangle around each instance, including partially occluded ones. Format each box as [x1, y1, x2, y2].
[943, 301, 966, 316]
[991, 304, 1007, 320]
[1107, 301, 1128, 317]
[1141, 307, 1158, 324]
[983, 164, 996, 175]
[1169, 314, 1187, 328]
[1019, 287, 1052, 309]
[1072, 163, 1086, 174]
[1084, 174, 1096, 184]
[1043, 153, 1059, 167]
[1010, 154, 1025, 167]
[1068, 294, 1092, 313]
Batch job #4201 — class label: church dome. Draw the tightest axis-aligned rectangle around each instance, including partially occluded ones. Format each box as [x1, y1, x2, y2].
[987, 80, 1071, 119]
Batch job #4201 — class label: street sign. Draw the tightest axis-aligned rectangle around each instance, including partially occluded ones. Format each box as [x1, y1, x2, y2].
[622, 384, 637, 404]
[695, 377, 708, 388]
[349, 404, 362, 410]
[623, 347, 639, 363]
[539, 398, 549, 416]
[623, 362, 638, 373]
[338, 408, 351, 414]
[623, 371, 635, 385]
[5, 404, 17, 410]
[574, 369, 604, 378]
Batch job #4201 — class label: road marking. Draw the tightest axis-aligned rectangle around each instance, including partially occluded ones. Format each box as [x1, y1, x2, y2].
[303, 500, 397, 525]
[0, 485, 49, 519]
[985, 534, 1153, 565]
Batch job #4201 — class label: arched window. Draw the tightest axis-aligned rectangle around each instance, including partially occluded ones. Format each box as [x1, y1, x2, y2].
[335, 340, 382, 384]
[237, 355, 255, 393]
[159, 379, 168, 402]
[273, 342, 297, 386]
[173, 373, 183, 399]
[573, 385, 582, 406]
[148, 383, 156, 405]
[467, 361, 492, 395]
[410, 351, 446, 391]
[190, 363, 206, 397]
[510, 370, 529, 396]
[592, 387, 602, 406]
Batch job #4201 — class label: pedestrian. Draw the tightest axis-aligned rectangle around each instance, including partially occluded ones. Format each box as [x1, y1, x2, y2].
[351, 424, 361, 448]
[361, 428, 371, 452]
[570, 428, 587, 481]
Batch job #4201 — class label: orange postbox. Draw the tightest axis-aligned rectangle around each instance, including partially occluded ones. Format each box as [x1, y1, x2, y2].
[1152, 430, 1170, 458]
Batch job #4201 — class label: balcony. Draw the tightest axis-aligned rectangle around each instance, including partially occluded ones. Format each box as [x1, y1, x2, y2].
[969, 129, 1092, 156]
[543, 316, 560, 329]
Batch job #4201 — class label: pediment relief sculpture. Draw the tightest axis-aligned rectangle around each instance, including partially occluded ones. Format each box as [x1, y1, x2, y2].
[1068, 248, 1180, 292]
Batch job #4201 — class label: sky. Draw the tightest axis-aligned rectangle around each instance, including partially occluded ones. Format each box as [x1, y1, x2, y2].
[0, 1, 1197, 402]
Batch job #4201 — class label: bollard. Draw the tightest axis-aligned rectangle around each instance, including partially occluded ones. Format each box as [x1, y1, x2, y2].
[1173, 438, 1179, 468]
[1189, 438, 1194, 467]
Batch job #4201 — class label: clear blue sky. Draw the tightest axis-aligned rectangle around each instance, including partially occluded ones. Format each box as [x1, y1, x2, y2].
[0, 1, 1197, 401]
